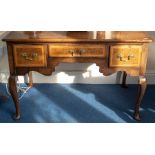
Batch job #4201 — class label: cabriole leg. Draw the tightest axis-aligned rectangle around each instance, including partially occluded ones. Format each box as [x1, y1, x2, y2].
[134, 76, 147, 121]
[121, 71, 128, 88]
[28, 71, 33, 87]
[9, 75, 20, 120]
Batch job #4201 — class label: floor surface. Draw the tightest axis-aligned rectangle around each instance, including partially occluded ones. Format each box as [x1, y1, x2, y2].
[0, 84, 155, 123]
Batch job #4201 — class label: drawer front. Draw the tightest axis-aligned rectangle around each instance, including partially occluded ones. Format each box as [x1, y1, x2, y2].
[13, 45, 47, 67]
[49, 44, 106, 57]
[109, 45, 142, 67]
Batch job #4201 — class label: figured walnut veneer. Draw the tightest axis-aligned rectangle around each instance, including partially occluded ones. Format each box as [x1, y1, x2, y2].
[2, 31, 153, 120]
[13, 45, 47, 67]
[49, 44, 106, 57]
[109, 45, 142, 67]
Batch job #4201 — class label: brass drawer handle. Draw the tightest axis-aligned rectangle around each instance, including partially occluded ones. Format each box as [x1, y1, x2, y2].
[68, 50, 75, 56]
[21, 52, 38, 61]
[68, 49, 86, 56]
[117, 53, 135, 61]
[117, 54, 127, 62]
[121, 59, 127, 62]
[128, 54, 135, 60]
[79, 49, 86, 55]
[117, 54, 123, 61]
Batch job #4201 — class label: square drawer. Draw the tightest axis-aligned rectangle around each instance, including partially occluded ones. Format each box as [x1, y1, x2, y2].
[109, 45, 142, 67]
[13, 45, 47, 67]
[49, 44, 106, 57]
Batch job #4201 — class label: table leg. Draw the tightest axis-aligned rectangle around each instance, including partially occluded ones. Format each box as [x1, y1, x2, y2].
[134, 76, 147, 121]
[28, 71, 33, 87]
[9, 75, 20, 120]
[121, 71, 128, 88]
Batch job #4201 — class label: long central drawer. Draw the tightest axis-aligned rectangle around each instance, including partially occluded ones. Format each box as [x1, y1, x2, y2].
[48, 44, 106, 57]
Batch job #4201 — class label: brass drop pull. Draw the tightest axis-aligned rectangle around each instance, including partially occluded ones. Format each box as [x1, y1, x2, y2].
[33, 53, 38, 59]
[117, 54, 127, 62]
[128, 54, 135, 60]
[68, 50, 75, 56]
[117, 54, 123, 61]
[117, 54, 122, 59]
[79, 49, 86, 55]
[68, 49, 86, 56]
[21, 52, 38, 61]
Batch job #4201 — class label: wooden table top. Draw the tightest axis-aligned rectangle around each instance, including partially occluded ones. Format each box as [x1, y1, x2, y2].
[2, 31, 153, 43]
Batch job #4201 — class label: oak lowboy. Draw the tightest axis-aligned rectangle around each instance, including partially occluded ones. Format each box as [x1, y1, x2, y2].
[2, 31, 152, 120]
